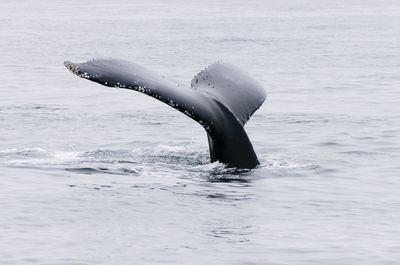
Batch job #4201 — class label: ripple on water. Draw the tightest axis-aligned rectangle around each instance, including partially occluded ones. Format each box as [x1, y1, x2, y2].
[0, 143, 317, 182]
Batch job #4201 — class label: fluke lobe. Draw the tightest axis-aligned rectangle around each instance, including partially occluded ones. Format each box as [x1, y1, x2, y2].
[64, 59, 266, 169]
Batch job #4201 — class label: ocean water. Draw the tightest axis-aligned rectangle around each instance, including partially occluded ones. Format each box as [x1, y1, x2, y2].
[1, 0, 400, 264]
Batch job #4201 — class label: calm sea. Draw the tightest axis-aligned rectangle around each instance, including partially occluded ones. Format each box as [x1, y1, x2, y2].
[1, 0, 399, 264]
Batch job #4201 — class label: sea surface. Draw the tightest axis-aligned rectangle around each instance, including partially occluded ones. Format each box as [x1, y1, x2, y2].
[1, 0, 400, 264]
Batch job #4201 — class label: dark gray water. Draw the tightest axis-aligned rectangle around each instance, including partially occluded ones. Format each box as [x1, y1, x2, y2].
[1, 0, 400, 264]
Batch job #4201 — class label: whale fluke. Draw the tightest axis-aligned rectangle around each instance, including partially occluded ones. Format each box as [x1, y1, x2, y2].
[64, 59, 266, 169]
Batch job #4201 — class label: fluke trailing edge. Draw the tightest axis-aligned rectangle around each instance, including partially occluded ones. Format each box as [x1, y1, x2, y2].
[64, 59, 266, 169]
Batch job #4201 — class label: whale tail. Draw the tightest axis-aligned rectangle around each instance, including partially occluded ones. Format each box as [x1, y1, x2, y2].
[64, 59, 266, 169]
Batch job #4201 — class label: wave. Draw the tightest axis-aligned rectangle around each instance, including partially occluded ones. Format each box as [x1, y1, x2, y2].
[0, 144, 319, 180]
